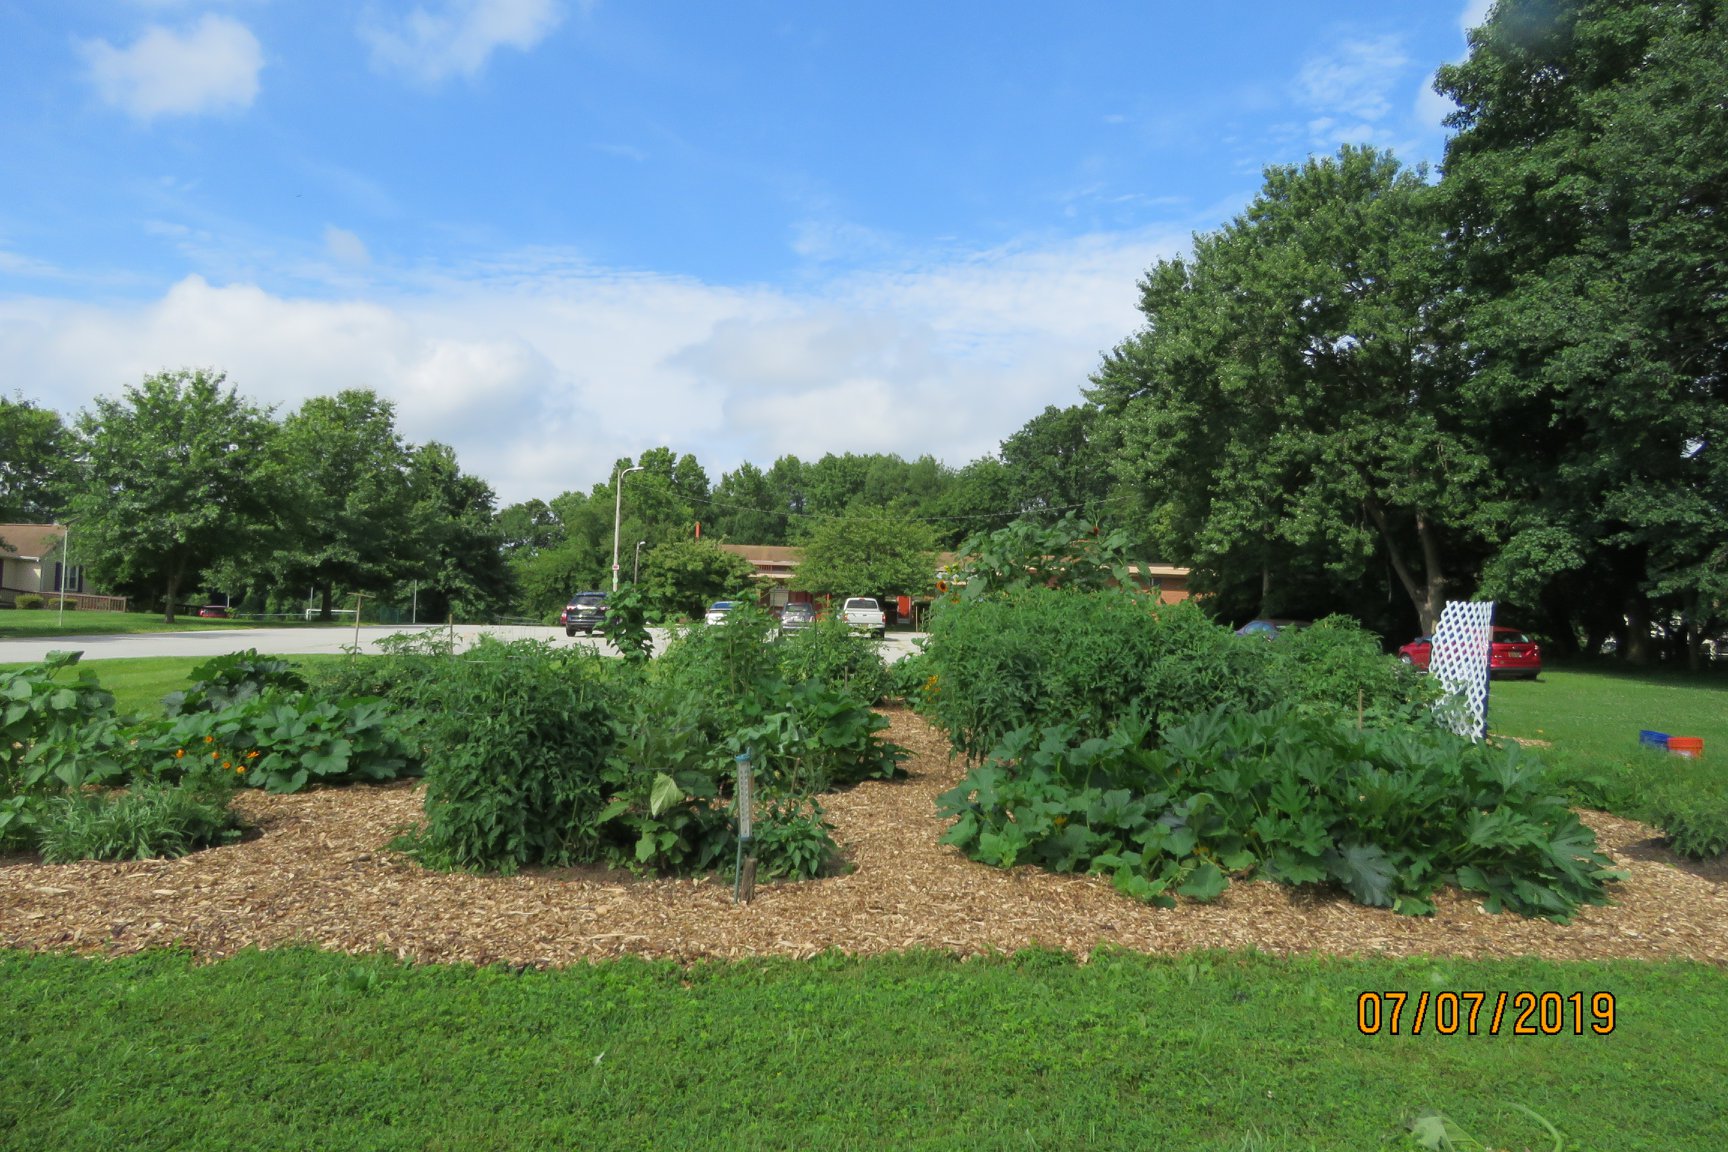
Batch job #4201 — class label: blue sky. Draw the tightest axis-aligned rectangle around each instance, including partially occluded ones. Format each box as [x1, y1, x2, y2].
[1, 0, 1489, 506]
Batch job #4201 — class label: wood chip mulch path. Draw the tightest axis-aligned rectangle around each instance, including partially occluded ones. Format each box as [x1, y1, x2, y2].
[3, 708, 1724, 967]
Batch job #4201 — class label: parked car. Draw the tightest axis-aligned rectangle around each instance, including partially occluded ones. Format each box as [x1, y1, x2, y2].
[196, 605, 229, 619]
[778, 603, 815, 636]
[840, 597, 886, 638]
[1398, 627, 1542, 679]
[1234, 618, 1309, 639]
[705, 600, 737, 626]
[560, 591, 608, 636]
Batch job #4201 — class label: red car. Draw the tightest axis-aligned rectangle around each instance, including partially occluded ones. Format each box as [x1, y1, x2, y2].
[196, 605, 229, 619]
[1398, 627, 1542, 679]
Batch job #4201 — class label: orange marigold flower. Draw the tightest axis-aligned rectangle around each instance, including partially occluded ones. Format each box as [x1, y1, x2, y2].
[245, 750, 259, 760]
[222, 762, 231, 770]
[204, 735, 214, 743]
[237, 765, 246, 774]
[211, 752, 219, 760]
[175, 749, 185, 759]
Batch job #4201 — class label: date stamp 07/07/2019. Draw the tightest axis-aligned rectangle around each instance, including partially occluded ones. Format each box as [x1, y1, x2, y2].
[1356, 991, 1617, 1036]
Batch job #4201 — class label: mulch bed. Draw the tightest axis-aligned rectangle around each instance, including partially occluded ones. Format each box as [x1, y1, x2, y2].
[3, 708, 1725, 967]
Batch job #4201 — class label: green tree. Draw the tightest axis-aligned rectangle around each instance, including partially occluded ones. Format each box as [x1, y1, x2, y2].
[404, 442, 512, 622]
[999, 404, 1118, 522]
[0, 394, 69, 525]
[1095, 147, 1492, 633]
[636, 538, 758, 619]
[1435, 0, 1728, 664]
[708, 461, 788, 544]
[67, 370, 277, 622]
[267, 390, 415, 620]
[792, 511, 937, 601]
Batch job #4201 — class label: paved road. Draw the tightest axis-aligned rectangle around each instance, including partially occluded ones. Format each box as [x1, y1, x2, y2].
[0, 624, 929, 664]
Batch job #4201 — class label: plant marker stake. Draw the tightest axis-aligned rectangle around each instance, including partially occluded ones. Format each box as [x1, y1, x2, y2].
[734, 751, 756, 904]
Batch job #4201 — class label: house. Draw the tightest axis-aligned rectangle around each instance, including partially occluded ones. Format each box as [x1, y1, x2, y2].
[0, 524, 126, 610]
[714, 542, 1190, 625]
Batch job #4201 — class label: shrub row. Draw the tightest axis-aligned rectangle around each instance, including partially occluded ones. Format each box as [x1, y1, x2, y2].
[920, 587, 1435, 760]
[937, 705, 1624, 921]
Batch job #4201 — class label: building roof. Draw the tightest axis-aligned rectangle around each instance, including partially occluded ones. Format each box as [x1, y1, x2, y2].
[0, 524, 65, 561]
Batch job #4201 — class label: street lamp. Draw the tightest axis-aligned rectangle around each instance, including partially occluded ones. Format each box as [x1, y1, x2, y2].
[610, 464, 644, 592]
[633, 539, 647, 583]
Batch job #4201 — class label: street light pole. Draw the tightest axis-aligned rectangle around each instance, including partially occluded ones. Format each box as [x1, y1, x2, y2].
[633, 540, 646, 583]
[611, 464, 644, 592]
[56, 524, 70, 629]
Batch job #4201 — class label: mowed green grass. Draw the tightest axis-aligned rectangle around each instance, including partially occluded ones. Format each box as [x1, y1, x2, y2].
[0, 609, 361, 637]
[0, 609, 259, 637]
[2, 948, 1724, 1152]
[1490, 665, 1728, 771]
[0, 653, 356, 717]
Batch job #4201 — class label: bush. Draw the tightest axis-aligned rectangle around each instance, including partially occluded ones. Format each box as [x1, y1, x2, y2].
[45, 598, 76, 611]
[15, 594, 44, 610]
[937, 705, 1623, 921]
[1264, 615, 1439, 726]
[923, 588, 1277, 759]
[1624, 750, 1728, 860]
[922, 589, 1438, 761]
[407, 638, 620, 873]
[777, 614, 892, 704]
[35, 781, 241, 862]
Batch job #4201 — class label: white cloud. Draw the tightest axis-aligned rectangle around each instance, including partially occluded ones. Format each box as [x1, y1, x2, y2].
[1296, 34, 1410, 147]
[362, 0, 564, 84]
[80, 15, 263, 120]
[323, 226, 372, 265]
[1461, 0, 1495, 33]
[0, 229, 1183, 506]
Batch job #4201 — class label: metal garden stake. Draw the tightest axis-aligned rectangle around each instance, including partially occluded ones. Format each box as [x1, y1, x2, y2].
[734, 751, 757, 903]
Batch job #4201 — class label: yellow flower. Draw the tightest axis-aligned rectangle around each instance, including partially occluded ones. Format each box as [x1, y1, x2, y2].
[237, 765, 246, 774]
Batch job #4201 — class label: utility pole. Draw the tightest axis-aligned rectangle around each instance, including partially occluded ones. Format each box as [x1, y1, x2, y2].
[611, 464, 644, 592]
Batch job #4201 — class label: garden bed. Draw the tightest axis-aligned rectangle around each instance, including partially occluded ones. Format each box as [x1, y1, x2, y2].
[2, 709, 1724, 967]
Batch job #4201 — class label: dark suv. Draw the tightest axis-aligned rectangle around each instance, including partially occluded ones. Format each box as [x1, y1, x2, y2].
[561, 591, 608, 636]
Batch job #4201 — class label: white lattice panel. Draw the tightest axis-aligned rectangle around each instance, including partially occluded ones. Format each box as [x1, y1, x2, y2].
[1430, 600, 1494, 740]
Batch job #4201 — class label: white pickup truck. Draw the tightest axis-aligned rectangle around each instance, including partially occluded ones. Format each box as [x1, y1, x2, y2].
[840, 597, 886, 638]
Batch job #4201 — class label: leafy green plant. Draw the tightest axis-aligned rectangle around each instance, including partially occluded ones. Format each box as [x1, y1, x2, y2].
[777, 614, 891, 704]
[951, 513, 1136, 598]
[750, 796, 843, 880]
[35, 781, 242, 862]
[937, 704, 1622, 921]
[0, 651, 130, 801]
[14, 593, 44, 610]
[598, 582, 654, 663]
[162, 649, 308, 717]
[1640, 770, 1728, 859]
[151, 689, 414, 794]
[730, 679, 905, 794]
[406, 638, 620, 874]
[922, 586, 1280, 759]
[595, 689, 735, 874]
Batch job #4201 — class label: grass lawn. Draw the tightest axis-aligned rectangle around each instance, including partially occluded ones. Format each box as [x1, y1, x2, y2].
[0, 653, 357, 717]
[1489, 665, 1728, 835]
[0, 609, 289, 637]
[2, 948, 1723, 1152]
[1491, 664, 1728, 773]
